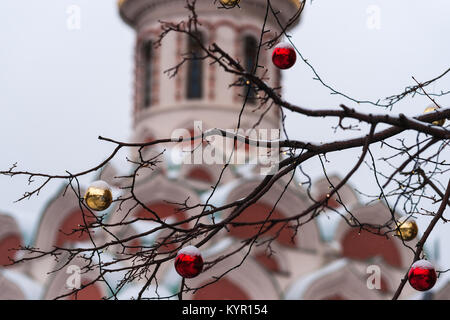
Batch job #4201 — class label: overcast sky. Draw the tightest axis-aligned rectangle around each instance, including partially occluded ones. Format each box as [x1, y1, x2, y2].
[0, 1, 449, 268]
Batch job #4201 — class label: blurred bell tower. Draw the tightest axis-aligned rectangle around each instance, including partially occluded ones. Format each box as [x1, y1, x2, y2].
[118, 0, 300, 144]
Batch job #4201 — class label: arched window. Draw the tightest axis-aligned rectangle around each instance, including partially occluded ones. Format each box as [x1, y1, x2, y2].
[186, 32, 204, 99]
[142, 40, 153, 108]
[243, 35, 258, 102]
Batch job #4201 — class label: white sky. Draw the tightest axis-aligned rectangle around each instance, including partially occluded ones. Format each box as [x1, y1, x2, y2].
[0, 0, 449, 270]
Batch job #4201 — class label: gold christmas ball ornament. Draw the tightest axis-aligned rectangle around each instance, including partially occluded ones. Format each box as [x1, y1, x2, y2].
[219, 0, 240, 8]
[423, 106, 446, 126]
[84, 180, 113, 211]
[395, 217, 418, 241]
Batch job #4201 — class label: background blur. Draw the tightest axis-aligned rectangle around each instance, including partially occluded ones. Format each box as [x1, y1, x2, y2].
[0, 0, 449, 268]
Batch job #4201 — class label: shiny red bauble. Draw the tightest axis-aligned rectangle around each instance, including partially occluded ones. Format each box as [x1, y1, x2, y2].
[174, 245, 204, 278]
[272, 42, 297, 69]
[408, 260, 437, 291]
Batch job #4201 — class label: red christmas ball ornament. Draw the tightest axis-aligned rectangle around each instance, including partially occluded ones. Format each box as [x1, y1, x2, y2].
[272, 42, 297, 70]
[174, 245, 204, 278]
[408, 260, 437, 291]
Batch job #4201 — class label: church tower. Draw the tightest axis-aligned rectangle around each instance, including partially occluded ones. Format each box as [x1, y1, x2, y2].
[118, 0, 300, 147]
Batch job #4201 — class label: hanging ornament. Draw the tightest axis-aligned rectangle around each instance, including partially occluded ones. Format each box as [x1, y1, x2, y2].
[408, 260, 437, 291]
[219, 0, 240, 8]
[272, 42, 297, 70]
[84, 180, 113, 211]
[395, 216, 418, 241]
[175, 245, 204, 278]
[423, 106, 446, 126]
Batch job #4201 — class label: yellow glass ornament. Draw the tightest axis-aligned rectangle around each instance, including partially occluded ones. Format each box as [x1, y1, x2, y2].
[219, 0, 240, 8]
[423, 106, 446, 126]
[396, 217, 418, 242]
[84, 181, 113, 211]
[289, 0, 302, 9]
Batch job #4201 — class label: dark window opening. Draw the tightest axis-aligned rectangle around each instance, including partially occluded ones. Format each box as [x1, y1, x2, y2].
[243, 35, 258, 103]
[187, 32, 204, 99]
[143, 41, 153, 108]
